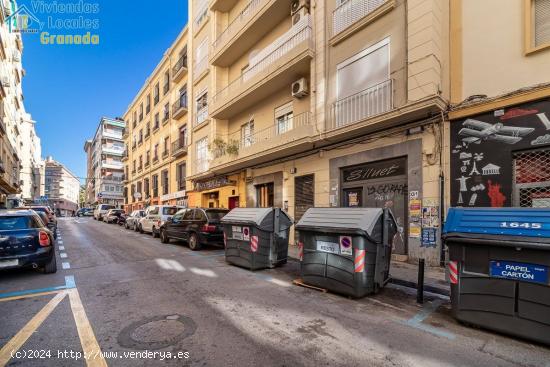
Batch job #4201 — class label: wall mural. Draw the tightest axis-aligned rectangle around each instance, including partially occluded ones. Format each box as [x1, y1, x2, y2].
[450, 99, 550, 207]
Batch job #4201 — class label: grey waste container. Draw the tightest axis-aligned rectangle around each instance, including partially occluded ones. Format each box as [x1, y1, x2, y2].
[443, 208, 550, 345]
[295, 208, 397, 298]
[221, 208, 293, 270]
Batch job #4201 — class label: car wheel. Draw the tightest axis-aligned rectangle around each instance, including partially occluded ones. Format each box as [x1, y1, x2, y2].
[160, 228, 170, 244]
[134, 223, 139, 232]
[152, 227, 159, 238]
[188, 233, 202, 251]
[139, 224, 144, 234]
[43, 253, 57, 274]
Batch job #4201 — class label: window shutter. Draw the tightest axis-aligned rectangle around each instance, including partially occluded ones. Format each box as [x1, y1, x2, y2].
[535, 0, 550, 47]
[294, 174, 314, 222]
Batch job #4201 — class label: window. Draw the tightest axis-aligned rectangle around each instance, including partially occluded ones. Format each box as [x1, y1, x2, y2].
[164, 137, 169, 156]
[139, 155, 143, 169]
[275, 103, 293, 135]
[145, 150, 150, 165]
[196, 137, 208, 173]
[144, 178, 150, 198]
[177, 163, 186, 190]
[162, 169, 169, 195]
[139, 103, 143, 121]
[163, 70, 170, 94]
[241, 120, 254, 147]
[154, 83, 160, 105]
[131, 184, 136, 201]
[179, 126, 188, 146]
[146, 94, 151, 114]
[139, 129, 143, 144]
[183, 209, 194, 220]
[137, 181, 142, 195]
[133, 111, 137, 127]
[194, 38, 208, 77]
[256, 183, 274, 208]
[145, 121, 150, 137]
[153, 144, 159, 161]
[152, 174, 159, 197]
[163, 103, 170, 122]
[132, 160, 136, 172]
[196, 90, 208, 126]
[526, 0, 550, 53]
[154, 113, 160, 130]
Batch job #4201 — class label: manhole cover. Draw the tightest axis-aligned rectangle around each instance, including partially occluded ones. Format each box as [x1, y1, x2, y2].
[118, 314, 197, 350]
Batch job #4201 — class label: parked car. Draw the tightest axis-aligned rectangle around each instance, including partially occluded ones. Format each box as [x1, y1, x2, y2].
[104, 209, 125, 224]
[76, 208, 93, 217]
[125, 210, 145, 231]
[94, 204, 115, 221]
[159, 208, 229, 250]
[139, 205, 184, 237]
[19, 206, 57, 239]
[0, 209, 56, 273]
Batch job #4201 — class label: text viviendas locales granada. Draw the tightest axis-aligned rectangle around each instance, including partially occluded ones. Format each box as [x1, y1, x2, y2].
[40, 31, 99, 45]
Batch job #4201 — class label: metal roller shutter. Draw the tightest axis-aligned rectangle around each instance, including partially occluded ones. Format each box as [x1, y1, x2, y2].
[295, 174, 314, 222]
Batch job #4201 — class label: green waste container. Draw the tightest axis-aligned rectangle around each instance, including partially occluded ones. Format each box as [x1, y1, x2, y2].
[221, 208, 293, 270]
[296, 208, 397, 298]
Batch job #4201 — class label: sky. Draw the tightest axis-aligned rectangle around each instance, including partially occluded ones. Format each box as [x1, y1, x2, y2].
[19, 0, 189, 183]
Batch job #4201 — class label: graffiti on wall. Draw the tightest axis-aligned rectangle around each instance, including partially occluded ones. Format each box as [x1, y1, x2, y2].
[450, 100, 550, 207]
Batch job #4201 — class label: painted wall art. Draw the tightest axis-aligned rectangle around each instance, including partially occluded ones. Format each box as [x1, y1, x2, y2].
[450, 99, 550, 207]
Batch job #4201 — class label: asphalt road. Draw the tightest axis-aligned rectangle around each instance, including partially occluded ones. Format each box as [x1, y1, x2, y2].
[1, 217, 550, 367]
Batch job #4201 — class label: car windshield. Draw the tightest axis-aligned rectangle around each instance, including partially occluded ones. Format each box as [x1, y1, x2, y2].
[102, 205, 115, 210]
[0, 216, 31, 230]
[206, 210, 229, 220]
[162, 207, 179, 215]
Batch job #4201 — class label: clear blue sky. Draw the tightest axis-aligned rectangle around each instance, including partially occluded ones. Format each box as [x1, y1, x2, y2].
[20, 0, 189, 183]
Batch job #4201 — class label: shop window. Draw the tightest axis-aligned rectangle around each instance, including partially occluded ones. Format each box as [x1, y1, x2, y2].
[256, 183, 274, 208]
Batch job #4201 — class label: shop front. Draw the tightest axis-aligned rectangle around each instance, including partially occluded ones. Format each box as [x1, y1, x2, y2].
[246, 172, 284, 208]
[192, 174, 245, 209]
[450, 99, 550, 209]
[160, 190, 187, 207]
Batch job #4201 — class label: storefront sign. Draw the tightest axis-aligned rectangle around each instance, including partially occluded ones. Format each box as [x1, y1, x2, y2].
[342, 157, 406, 183]
[160, 190, 186, 202]
[194, 176, 236, 191]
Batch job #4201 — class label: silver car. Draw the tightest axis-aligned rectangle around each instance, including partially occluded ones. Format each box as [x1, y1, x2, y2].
[139, 205, 183, 237]
[125, 210, 145, 231]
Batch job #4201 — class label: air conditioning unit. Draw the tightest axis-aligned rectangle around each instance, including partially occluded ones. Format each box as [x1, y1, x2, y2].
[292, 7, 309, 26]
[291, 0, 310, 15]
[292, 78, 309, 98]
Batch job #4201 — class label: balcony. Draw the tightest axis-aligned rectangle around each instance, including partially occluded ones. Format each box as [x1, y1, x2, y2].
[103, 145, 125, 156]
[172, 97, 188, 119]
[102, 160, 124, 170]
[162, 149, 169, 159]
[122, 128, 129, 139]
[193, 56, 209, 82]
[332, 0, 392, 40]
[172, 138, 188, 158]
[145, 160, 150, 168]
[326, 79, 393, 131]
[138, 165, 143, 173]
[103, 130, 123, 140]
[194, 159, 209, 175]
[210, 112, 314, 173]
[211, 0, 292, 67]
[211, 21, 313, 120]
[121, 150, 129, 162]
[172, 56, 188, 82]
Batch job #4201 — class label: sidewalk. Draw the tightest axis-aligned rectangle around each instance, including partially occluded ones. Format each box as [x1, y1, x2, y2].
[287, 245, 449, 296]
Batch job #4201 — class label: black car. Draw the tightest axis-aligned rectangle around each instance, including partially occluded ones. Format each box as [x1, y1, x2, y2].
[76, 208, 93, 217]
[0, 210, 56, 273]
[159, 208, 229, 250]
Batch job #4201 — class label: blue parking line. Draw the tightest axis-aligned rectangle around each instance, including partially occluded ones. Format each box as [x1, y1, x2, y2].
[0, 275, 76, 299]
[403, 300, 456, 340]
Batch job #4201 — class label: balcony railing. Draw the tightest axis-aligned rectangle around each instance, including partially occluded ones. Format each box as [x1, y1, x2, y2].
[193, 56, 209, 80]
[212, 20, 312, 105]
[138, 165, 143, 172]
[333, 0, 386, 36]
[153, 155, 159, 163]
[212, 0, 264, 53]
[162, 112, 170, 124]
[163, 83, 169, 95]
[212, 112, 313, 160]
[172, 138, 188, 157]
[173, 56, 188, 81]
[195, 159, 209, 174]
[145, 160, 150, 168]
[172, 97, 188, 119]
[195, 106, 208, 127]
[162, 149, 169, 159]
[145, 130, 150, 139]
[328, 79, 393, 130]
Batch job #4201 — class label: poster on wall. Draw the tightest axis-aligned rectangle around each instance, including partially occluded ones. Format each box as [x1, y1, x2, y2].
[450, 99, 550, 207]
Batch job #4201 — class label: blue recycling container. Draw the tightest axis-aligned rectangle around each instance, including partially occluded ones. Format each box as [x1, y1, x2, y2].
[443, 208, 550, 345]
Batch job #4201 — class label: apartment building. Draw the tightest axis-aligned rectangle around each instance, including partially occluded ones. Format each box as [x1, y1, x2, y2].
[448, 0, 550, 211]
[183, 0, 449, 265]
[122, 27, 190, 211]
[85, 117, 126, 207]
[19, 112, 44, 203]
[44, 157, 80, 216]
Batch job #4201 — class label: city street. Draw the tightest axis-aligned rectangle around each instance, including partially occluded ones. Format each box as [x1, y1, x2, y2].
[0, 218, 549, 366]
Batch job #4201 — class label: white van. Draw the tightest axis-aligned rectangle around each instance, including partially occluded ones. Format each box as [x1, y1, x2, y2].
[139, 205, 183, 237]
[94, 204, 116, 221]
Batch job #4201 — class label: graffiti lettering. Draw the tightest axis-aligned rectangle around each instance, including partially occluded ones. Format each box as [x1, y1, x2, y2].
[366, 184, 408, 199]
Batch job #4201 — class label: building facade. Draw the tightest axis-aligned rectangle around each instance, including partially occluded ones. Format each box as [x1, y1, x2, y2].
[44, 157, 80, 216]
[85, 117, 126, 207]
[122, 27, 189, 212]
[19, 112, 44, 203]
[448, 0, 550, 211]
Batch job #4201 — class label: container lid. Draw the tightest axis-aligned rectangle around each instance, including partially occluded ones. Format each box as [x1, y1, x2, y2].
[221, 207, 293, 231]
[443, 208, 550, 244]
[296, 208, 392, 237]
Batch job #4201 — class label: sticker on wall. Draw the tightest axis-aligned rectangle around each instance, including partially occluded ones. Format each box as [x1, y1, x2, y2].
[409, 191, 419, 200]
[531, 134, 550, 146]
[339, 236, 353, 256]
[232, 226, 243, 240]
[409, 199, 422, 217]
[242, 227, 250, 242]
[459, 119, 535, 145]
[409, 223, 421, 238]
[421, 228, 437, 248]
[482, 164, 501, 175]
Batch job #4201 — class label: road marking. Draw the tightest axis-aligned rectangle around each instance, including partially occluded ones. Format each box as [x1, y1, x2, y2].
[59, 246, 65, 250]
[60, 253, 68, 258]
[62, 262, 71, 269]
[0, 290, 61, 303]
[0, 292, 67, 366]
[403, 300, 455, 340]
[67, 288, 107, 367]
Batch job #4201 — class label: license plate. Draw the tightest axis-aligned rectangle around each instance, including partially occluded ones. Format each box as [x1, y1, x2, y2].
[0, 259, 18, 268]
[490, 260, 548, 285]
[316, 241, 339, 254]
